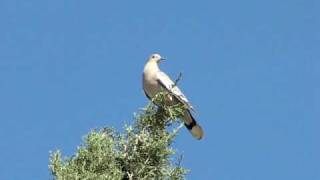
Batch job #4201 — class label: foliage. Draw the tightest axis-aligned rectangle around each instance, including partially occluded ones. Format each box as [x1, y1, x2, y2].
[49, 92, 189, 180]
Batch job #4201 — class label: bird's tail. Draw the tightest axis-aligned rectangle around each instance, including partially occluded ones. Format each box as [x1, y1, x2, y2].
[183, 110, 204, 140]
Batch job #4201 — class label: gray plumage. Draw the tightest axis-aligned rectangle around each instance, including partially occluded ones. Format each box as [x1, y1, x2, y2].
[142, 53, 204, 140]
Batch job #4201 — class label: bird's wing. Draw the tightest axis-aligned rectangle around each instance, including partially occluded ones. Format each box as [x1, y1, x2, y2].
[156, 71, 194, 110]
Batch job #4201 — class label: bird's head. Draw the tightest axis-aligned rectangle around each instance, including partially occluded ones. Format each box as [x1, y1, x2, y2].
[148, 53, 166, 64]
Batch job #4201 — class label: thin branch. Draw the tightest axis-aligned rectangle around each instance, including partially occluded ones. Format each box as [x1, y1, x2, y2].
[173, 72, 183, 87]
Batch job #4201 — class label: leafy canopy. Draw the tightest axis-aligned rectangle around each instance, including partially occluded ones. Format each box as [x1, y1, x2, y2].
[49, 92, 189, 180]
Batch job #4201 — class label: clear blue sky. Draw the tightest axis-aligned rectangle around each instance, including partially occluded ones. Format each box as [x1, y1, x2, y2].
[0, 0, 319, 179]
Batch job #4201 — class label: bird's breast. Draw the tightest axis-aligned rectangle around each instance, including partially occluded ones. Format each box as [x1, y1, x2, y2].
[143, 72, 161, 99]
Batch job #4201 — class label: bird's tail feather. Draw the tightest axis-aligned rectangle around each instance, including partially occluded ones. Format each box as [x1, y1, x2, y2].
[183, 110, 204, 140]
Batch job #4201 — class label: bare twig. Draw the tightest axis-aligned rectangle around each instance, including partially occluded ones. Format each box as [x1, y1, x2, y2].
[173, 72, 183, 87]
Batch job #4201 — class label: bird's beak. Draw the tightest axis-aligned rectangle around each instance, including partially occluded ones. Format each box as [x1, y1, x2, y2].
[160, 57, 166, 61]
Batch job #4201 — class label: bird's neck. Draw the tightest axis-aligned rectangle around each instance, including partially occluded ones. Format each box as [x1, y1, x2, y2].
[144, 62, 160, 73]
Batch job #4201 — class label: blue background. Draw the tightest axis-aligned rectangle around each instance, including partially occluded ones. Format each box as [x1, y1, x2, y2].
[0, 0, 319, 179]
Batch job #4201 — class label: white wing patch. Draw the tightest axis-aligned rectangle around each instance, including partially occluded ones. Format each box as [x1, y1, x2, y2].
[156, 71, 194, 110]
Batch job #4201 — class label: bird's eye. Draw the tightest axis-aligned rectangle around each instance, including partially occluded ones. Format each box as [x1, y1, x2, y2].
[152, 55, 155, 59]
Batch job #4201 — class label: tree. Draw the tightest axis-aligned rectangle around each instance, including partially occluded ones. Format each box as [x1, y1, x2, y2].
[49, 92, 189, 180]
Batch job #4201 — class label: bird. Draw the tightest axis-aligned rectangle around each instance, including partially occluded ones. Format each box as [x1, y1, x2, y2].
[142, 53, 204, 140]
